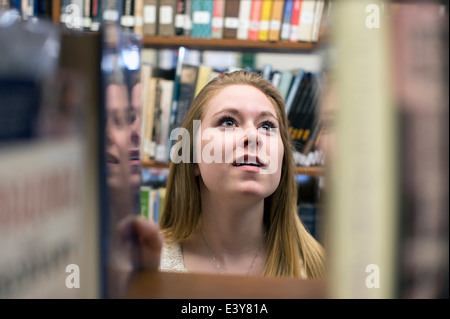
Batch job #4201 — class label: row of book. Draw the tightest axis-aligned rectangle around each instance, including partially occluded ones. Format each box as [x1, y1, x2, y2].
[1, 0, 53, 21]
[52, 0, 327, 43]
[140, 185, 166, 223]
[140, 0, 327, 43]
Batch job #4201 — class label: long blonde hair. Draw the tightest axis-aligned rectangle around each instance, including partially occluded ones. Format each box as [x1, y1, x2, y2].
[160, 70, 325, 278]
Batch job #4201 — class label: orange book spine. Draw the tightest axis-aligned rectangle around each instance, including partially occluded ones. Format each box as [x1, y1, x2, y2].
[248, 0, 263, 40]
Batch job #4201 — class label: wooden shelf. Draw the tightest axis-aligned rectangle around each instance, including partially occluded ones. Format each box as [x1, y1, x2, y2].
[142, 160, 324, 176]
[126, 270, 326, 299]
[142, 36, 318, 52]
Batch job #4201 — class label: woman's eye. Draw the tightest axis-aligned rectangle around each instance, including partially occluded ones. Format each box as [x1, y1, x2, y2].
[220, 117, 236, 127]
[260, 120, 276, 131]
[112, 115, 122, 127]
[127, 107, 136, 124]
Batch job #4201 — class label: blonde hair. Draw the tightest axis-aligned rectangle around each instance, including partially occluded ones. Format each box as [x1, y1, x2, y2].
[160, 70, 325, 278]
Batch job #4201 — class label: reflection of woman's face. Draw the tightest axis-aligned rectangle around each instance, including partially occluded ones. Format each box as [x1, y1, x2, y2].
[129, 83, 142, 189]
[106, 83, 141, 191]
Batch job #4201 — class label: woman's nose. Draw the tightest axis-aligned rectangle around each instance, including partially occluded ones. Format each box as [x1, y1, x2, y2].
[242, 127, 259, 148]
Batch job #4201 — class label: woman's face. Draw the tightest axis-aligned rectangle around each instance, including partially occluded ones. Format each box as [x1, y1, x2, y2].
[105, 83, 141, 191]
[194, 84, 284, 201]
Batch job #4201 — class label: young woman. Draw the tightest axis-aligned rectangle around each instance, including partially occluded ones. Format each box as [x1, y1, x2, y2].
[135, 70, 325, 278]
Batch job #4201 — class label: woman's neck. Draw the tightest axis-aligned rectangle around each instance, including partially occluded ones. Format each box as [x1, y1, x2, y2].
[198, 189, 266, 256]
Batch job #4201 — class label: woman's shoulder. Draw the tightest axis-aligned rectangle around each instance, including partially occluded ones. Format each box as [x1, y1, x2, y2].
[160, 240, 188, 273]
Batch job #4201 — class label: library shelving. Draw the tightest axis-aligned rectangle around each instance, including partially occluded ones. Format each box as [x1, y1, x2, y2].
[51, 0, 327, 177]
[26, 0, 447, 300]
[39, 0, 329, 300]
[142, 35, 318, 52]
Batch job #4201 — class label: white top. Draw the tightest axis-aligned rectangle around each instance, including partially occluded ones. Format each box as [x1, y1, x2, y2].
[160, 240, 307, 278]
[160, 241, 188, 273]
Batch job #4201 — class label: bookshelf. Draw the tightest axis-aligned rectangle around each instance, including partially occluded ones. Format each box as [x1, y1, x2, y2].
[142, 35, 318, 52]
[4, 0, 446, 300]
[52, 0, 327, 177]
[135, 4, 327, 177]
[47, 0, 328, 300]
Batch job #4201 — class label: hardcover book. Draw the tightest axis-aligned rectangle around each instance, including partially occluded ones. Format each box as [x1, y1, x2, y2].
[280, 0, 294, 40]
[268, 0, 285, 41]
[223, 0, 241, 39]
[297, 0, 317, 42]
[158, 0, 177, 36]
[143, 0, 158, 36]
[191, 0, 213, 38]
[248, 0, 263, 40]
[211, 0, 225, 39]
[258, 0, 273, 41]
[289, 0, 302, 42]
[236, 0, 252, 40]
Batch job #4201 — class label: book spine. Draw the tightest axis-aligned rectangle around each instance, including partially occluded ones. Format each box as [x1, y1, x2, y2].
[133, 0, 144, 35]
[223, 0, 241, 39]
[191, 0, 213, 38]
[310, 0, 324, 42]
[90, 0, 101, 31]
[194, 65, 212, 97]
[248, 0, 262, 41]
[143, 0, 158, 36]
[158, 0, 176, 36]
[167, 46, 186, 162]
[101, 0, 123, 24]
[211, 0, 225, 39]
[182, 0, 192, 36]
[154, 79, 174, 163]
[173, 64, 199, 130]
[150, 78, 163, 159]
[277, 70, 294, 101]
[285, 68, 305, 115]
[268, 0, 285, 41]
[174, 0, 186, 35]
[296, 73, 320, 151]
[140, 186, 151, 219]
[258, 0, 273, 41]
[289, 0, 301, 42]
[142, 77, 158, 161]
[288, 72, 312, 151]
[236, 0, 253, 40]
[280, 0, 293, 41]
[82, 0, 92, 30]
[297, 0, 316, 42]
[121, 0, 135, 29]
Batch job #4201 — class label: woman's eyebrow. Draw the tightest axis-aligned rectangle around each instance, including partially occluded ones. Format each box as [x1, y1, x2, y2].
[212, 107, 240, 117]
[258, 111, 278, 121]
[213, 107, 278, 121]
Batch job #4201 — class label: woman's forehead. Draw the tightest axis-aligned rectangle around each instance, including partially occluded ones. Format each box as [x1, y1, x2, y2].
[203, 85, 279, 117]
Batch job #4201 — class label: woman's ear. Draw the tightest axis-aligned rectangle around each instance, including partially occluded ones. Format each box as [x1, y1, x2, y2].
[193, 164, 200, 176]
